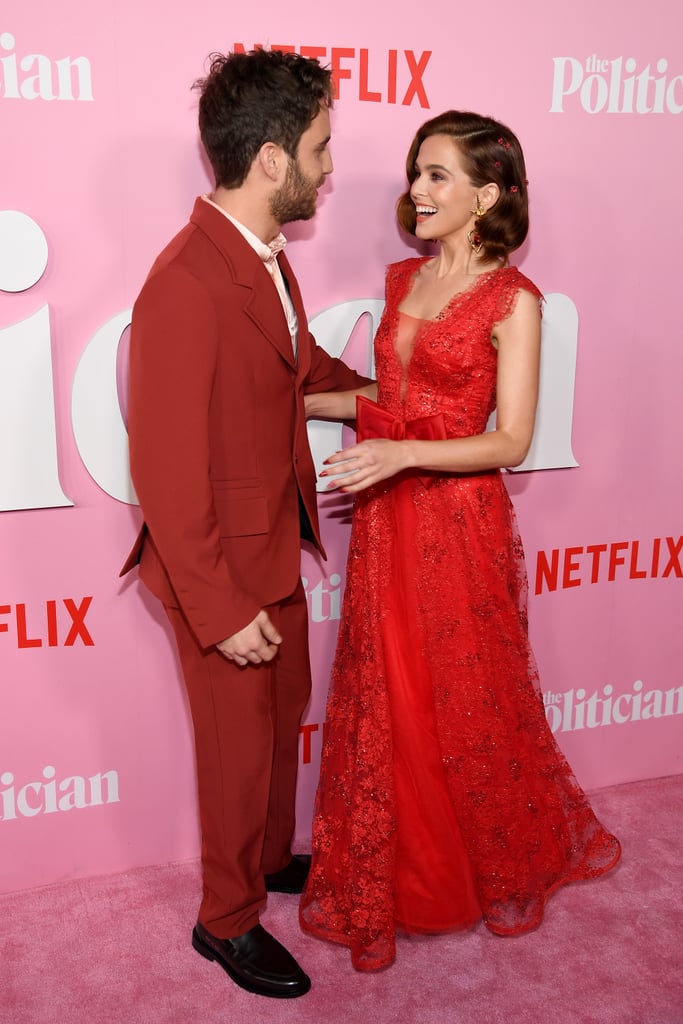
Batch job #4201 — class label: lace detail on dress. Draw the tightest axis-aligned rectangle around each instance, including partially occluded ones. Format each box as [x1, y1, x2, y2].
[300, 259, 621, 971]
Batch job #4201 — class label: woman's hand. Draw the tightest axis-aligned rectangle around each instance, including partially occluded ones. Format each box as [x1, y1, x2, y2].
[320, 438, 414, 492]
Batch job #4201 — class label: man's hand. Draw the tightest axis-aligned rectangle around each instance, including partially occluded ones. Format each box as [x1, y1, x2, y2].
[216, 611, 282, 667]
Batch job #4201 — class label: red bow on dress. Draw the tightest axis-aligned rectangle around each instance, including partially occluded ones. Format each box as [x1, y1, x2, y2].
[355, 395, 446, 487]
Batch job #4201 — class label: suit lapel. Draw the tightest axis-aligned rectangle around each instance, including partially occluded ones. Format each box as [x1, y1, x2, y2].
[189, 197, 296, 370]
[278, 251, 311, 381]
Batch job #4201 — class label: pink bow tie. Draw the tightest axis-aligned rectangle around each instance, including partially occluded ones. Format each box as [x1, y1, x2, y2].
[262, 234, 287, 263]
[356, 396, 446, 487]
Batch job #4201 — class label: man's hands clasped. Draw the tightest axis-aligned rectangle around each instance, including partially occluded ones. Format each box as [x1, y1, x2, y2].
[216, 610, 282, 666]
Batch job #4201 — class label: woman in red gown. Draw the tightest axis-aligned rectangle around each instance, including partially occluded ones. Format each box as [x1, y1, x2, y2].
[300, 111, 621, 971]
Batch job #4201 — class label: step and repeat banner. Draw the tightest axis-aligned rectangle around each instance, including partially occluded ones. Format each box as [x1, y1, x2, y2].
[1, 0, 681, 893]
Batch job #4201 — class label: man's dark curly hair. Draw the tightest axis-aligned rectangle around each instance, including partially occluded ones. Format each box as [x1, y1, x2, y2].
[195, 49, 333, 189]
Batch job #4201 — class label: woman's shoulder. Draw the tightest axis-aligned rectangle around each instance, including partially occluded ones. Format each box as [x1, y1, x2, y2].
[383, 256, 428, 300]
[496, 265, 543, 302]
[488, 266, 544, 324]
[386, 256, 428, 280]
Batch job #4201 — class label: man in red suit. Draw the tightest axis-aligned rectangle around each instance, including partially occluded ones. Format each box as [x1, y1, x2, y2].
[121, 49, 371, 998]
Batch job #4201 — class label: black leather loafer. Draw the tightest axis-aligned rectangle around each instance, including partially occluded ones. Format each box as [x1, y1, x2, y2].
[192, 921, 311, 998]
[264, 855, 312, 894]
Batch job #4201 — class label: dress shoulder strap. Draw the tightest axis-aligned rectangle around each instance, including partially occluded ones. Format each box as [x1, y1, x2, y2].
[492, 266, 544, 323]
[385, 257, 427, 303]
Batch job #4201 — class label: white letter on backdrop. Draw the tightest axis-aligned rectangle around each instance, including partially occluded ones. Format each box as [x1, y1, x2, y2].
[307, 300, 383, 491]
[71, 310, 138, 504]
[0, 210, 72, 510]
[0, 306, 73, 510]
[550, 57, 583, 112]
[491, 292, 579, 471]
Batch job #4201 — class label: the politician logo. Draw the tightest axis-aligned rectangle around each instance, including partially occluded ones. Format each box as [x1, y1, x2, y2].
[0, 31, 93, 101]
[551, 55, 682, 114]
[0, 765, 119, 821]
[544, 679, 683, 734]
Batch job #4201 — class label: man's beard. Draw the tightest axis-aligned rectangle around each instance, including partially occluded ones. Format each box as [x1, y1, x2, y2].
[270, 158, 321, 225]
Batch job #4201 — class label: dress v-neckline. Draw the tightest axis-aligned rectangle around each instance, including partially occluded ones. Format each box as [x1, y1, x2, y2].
[392, 261, 506, 405]
[398, 258, 503, 323]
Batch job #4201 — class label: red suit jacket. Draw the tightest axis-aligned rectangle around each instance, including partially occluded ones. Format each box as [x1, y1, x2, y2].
[121, 198, 366, 647]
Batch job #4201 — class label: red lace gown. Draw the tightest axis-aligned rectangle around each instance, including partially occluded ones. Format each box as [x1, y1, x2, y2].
[299, 258, 621, 971]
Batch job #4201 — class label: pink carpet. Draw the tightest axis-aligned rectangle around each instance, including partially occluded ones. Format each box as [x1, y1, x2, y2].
[3, 774, 682, 1024]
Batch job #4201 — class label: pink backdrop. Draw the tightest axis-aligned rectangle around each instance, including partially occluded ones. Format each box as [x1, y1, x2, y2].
[1, 0, 681, 894]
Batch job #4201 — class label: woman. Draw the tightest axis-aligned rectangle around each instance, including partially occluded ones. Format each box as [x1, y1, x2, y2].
[300, 111, 620, 971]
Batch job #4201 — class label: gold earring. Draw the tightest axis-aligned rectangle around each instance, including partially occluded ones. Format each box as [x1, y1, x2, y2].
[467, 230, 483, 255]
[470, 197, 486, 218]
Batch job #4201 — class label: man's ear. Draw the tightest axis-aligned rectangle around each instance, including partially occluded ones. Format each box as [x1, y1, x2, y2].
[258, 142, 286, 183]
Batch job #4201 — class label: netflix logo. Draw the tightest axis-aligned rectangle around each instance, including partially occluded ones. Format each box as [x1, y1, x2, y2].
[0, 597, 95, 648]
[299, 721, 329, 765]
[535, 536, 683, 595]
[233, 43, 432, 107]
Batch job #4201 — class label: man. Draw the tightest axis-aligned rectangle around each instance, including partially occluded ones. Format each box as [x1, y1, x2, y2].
[121, 49, 370, 999]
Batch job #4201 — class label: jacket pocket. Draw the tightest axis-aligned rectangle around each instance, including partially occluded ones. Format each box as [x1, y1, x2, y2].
[213, 479, 269, 538]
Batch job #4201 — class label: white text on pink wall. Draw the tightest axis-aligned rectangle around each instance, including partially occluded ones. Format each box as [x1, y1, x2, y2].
[0, 32, 93, 101]
[551, 55, 682, 114]
[0, 212, 579, 512]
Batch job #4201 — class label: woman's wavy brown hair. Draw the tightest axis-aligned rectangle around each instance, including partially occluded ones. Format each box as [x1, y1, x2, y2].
[396, 110, 529, 264]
